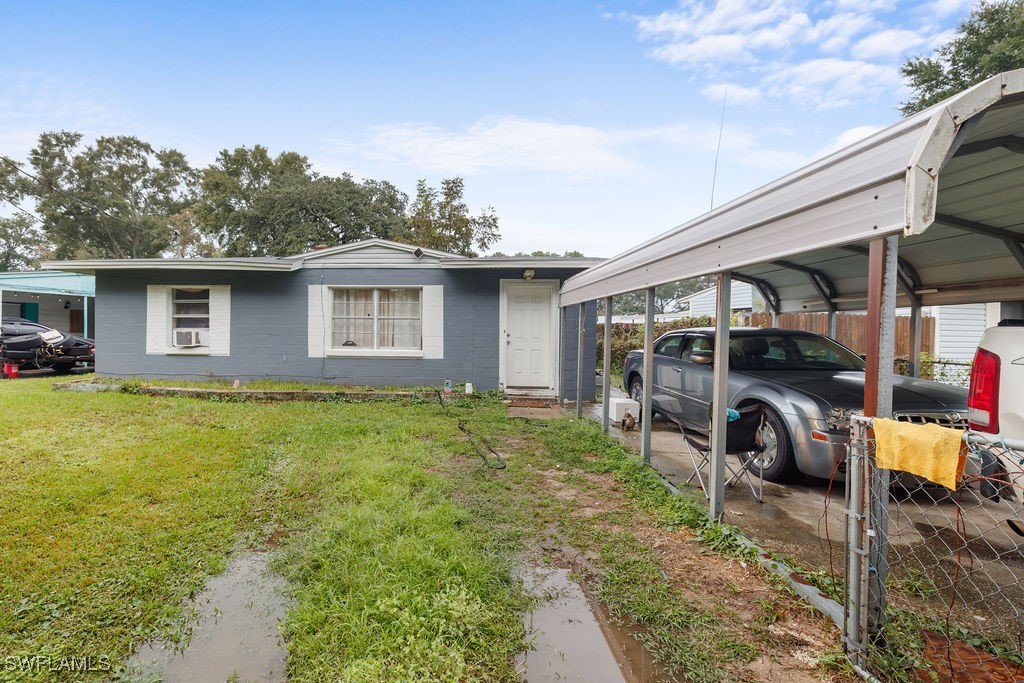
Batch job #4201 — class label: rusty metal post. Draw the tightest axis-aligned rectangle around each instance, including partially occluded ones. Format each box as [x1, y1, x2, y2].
[863, 236, 898, 643]
[908, 303, 922, 378]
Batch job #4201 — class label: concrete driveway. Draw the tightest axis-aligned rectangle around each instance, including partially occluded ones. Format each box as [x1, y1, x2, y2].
[600, 409, 849, 573]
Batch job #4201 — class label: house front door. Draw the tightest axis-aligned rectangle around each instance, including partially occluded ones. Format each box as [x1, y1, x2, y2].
[502, 281, 557, 391]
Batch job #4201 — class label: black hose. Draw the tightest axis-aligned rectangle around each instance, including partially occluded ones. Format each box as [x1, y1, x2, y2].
[457, 418, 506, 470]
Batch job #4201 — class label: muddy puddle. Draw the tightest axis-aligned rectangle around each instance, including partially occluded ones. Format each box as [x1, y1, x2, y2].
[125, 551, 290, 682]
[518, 565, 667, 682]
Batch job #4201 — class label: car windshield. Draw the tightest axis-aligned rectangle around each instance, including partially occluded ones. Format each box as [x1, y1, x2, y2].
[728, 334, 865, 371]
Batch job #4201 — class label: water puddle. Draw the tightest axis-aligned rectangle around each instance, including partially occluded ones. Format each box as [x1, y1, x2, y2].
[518, 565, 666, 682]
[125, 551, 290, 682]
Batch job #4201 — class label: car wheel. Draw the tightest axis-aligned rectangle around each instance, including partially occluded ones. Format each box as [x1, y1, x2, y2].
[742, 406, 797, 483]
[628, 376, 648, 421]
[52, 362, 76, 375]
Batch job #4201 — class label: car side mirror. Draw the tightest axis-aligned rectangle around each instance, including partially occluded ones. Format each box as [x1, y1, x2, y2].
[692, 351, 713, 365]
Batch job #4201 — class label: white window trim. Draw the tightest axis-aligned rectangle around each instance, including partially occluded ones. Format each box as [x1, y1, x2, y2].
[308, 285, 443, 359]
[146, 285, 231, 356]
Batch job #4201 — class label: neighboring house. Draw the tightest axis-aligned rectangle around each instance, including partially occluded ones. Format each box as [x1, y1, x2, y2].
[684, 283, 995, 363]
[0, 271, 96, 336]
[44, 240, 601, 399]
[931, 303, 993, 362]
[610, 312, 694, 325]
[681, 283, 764, 319]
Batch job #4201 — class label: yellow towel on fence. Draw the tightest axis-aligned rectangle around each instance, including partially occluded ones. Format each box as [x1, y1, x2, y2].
[873, 418, 965, 490]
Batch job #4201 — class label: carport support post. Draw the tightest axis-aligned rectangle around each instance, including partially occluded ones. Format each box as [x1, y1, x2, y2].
[863, 235, 898, 642]
[602, 297, 612, 433]
[908, 303, 922, 377]
[641, 287, 655, 463]
[576, 303, 585, 419]
[709, 272, 731, 520]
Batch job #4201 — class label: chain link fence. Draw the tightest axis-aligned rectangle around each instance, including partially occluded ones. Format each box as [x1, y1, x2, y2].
[846, 416, 1024, 681]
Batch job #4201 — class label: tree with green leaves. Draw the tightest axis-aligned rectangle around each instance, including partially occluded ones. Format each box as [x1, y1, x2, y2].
[406, 178, 500, 256]
[0, 214, 45, 271]
[609, 277, 713, 315]
[900, 0, 1024, 115]
[0, 161, 44, 270]
[20, 131, 197, 259]
[194, 146, 409, 257]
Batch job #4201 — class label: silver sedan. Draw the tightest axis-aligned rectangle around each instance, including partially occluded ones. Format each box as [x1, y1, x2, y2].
[622, 328, 969, 482]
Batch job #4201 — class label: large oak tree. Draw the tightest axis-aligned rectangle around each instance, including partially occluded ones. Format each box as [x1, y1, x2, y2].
[901, 0, 1024, 115]
[22, 132, 197, 258]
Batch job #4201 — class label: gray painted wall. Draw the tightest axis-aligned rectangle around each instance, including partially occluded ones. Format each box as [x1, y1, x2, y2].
[95, 267, 596, 399]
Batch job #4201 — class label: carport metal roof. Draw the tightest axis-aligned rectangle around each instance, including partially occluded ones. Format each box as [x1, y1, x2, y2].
[561, 69, 1024, 312]
[0, 271, 95, 297]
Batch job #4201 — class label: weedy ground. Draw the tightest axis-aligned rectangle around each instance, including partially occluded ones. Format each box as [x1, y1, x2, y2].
[1, 377, 853, 682]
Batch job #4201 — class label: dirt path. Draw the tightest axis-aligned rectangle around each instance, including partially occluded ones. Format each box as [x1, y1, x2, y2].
[487, 408, 857, 682]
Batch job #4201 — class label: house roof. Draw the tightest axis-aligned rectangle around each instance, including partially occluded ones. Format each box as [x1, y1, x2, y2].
[41, 258, 297, 274]
[0, 271, 95, 296]
[43, 239, 603, 274]
[438, 256, 603, 269]
[290, 239, 459, 261]
[560, 69, 1024, 312]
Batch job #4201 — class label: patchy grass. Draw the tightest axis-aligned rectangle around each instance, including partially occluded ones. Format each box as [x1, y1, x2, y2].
[0, 378, 282, 681]
[2, 378, 850, 682]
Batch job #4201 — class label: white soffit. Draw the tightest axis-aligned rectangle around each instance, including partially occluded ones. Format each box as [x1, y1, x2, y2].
[561, 69, 1024, 309]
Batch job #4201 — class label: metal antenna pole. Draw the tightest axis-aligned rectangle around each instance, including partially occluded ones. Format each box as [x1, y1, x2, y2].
[710, 87, 728, 210]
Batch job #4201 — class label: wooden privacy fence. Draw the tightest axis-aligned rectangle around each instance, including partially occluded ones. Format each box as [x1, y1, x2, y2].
[748, 312, 934, 356]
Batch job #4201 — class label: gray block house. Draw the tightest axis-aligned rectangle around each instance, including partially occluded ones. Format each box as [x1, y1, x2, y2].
[45, 240, 600, 400]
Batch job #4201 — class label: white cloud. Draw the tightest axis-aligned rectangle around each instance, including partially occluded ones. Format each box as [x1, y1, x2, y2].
[621, 0, 975, 110]
[809, 12, 877, 52]
[927, 0, 973, 18]
[852, 29, 927, 60]
[817, 124, 885, 155]
[330, 115, 811, 183]
[335, 117, 641, 179]
[830, 0, 894, 10]
[0, 69, 128, 159]
[651, 33, 756, 64]
[763, 58, 903, 109]
[701, 82, 764, 104]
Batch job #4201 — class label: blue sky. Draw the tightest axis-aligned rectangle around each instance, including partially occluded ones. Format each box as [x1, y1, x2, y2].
[1, 0, 977, 257]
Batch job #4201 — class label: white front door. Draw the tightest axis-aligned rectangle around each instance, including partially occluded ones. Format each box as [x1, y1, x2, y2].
[502, 282, 556, 390]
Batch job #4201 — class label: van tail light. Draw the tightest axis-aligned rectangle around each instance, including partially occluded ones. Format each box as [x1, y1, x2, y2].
[968, 347, 1000, 433]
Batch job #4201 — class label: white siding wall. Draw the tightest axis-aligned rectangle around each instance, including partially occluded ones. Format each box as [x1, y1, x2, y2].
[934, 303, 988, 361]
[687, 283, 756, 318]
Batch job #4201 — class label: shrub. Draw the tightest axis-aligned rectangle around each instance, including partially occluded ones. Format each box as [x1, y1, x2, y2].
[597, 317, 713, 371]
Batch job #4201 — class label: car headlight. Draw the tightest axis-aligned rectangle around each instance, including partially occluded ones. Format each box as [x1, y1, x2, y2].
[826, 407, 860, 431]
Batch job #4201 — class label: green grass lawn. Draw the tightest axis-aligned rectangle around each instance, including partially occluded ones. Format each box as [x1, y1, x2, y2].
[1, 377, 849, 682]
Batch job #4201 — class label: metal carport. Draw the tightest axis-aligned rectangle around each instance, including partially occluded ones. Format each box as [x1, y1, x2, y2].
[560, 69, 1024, 520]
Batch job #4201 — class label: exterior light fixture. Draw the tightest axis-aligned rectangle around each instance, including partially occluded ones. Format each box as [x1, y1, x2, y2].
[522, 269, 535, 280]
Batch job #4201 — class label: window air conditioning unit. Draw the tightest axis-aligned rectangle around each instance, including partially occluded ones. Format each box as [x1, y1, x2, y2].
[173, 329, 207, 347]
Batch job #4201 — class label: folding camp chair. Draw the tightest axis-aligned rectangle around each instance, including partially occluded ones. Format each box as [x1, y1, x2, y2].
[682, 404, 767, 503]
